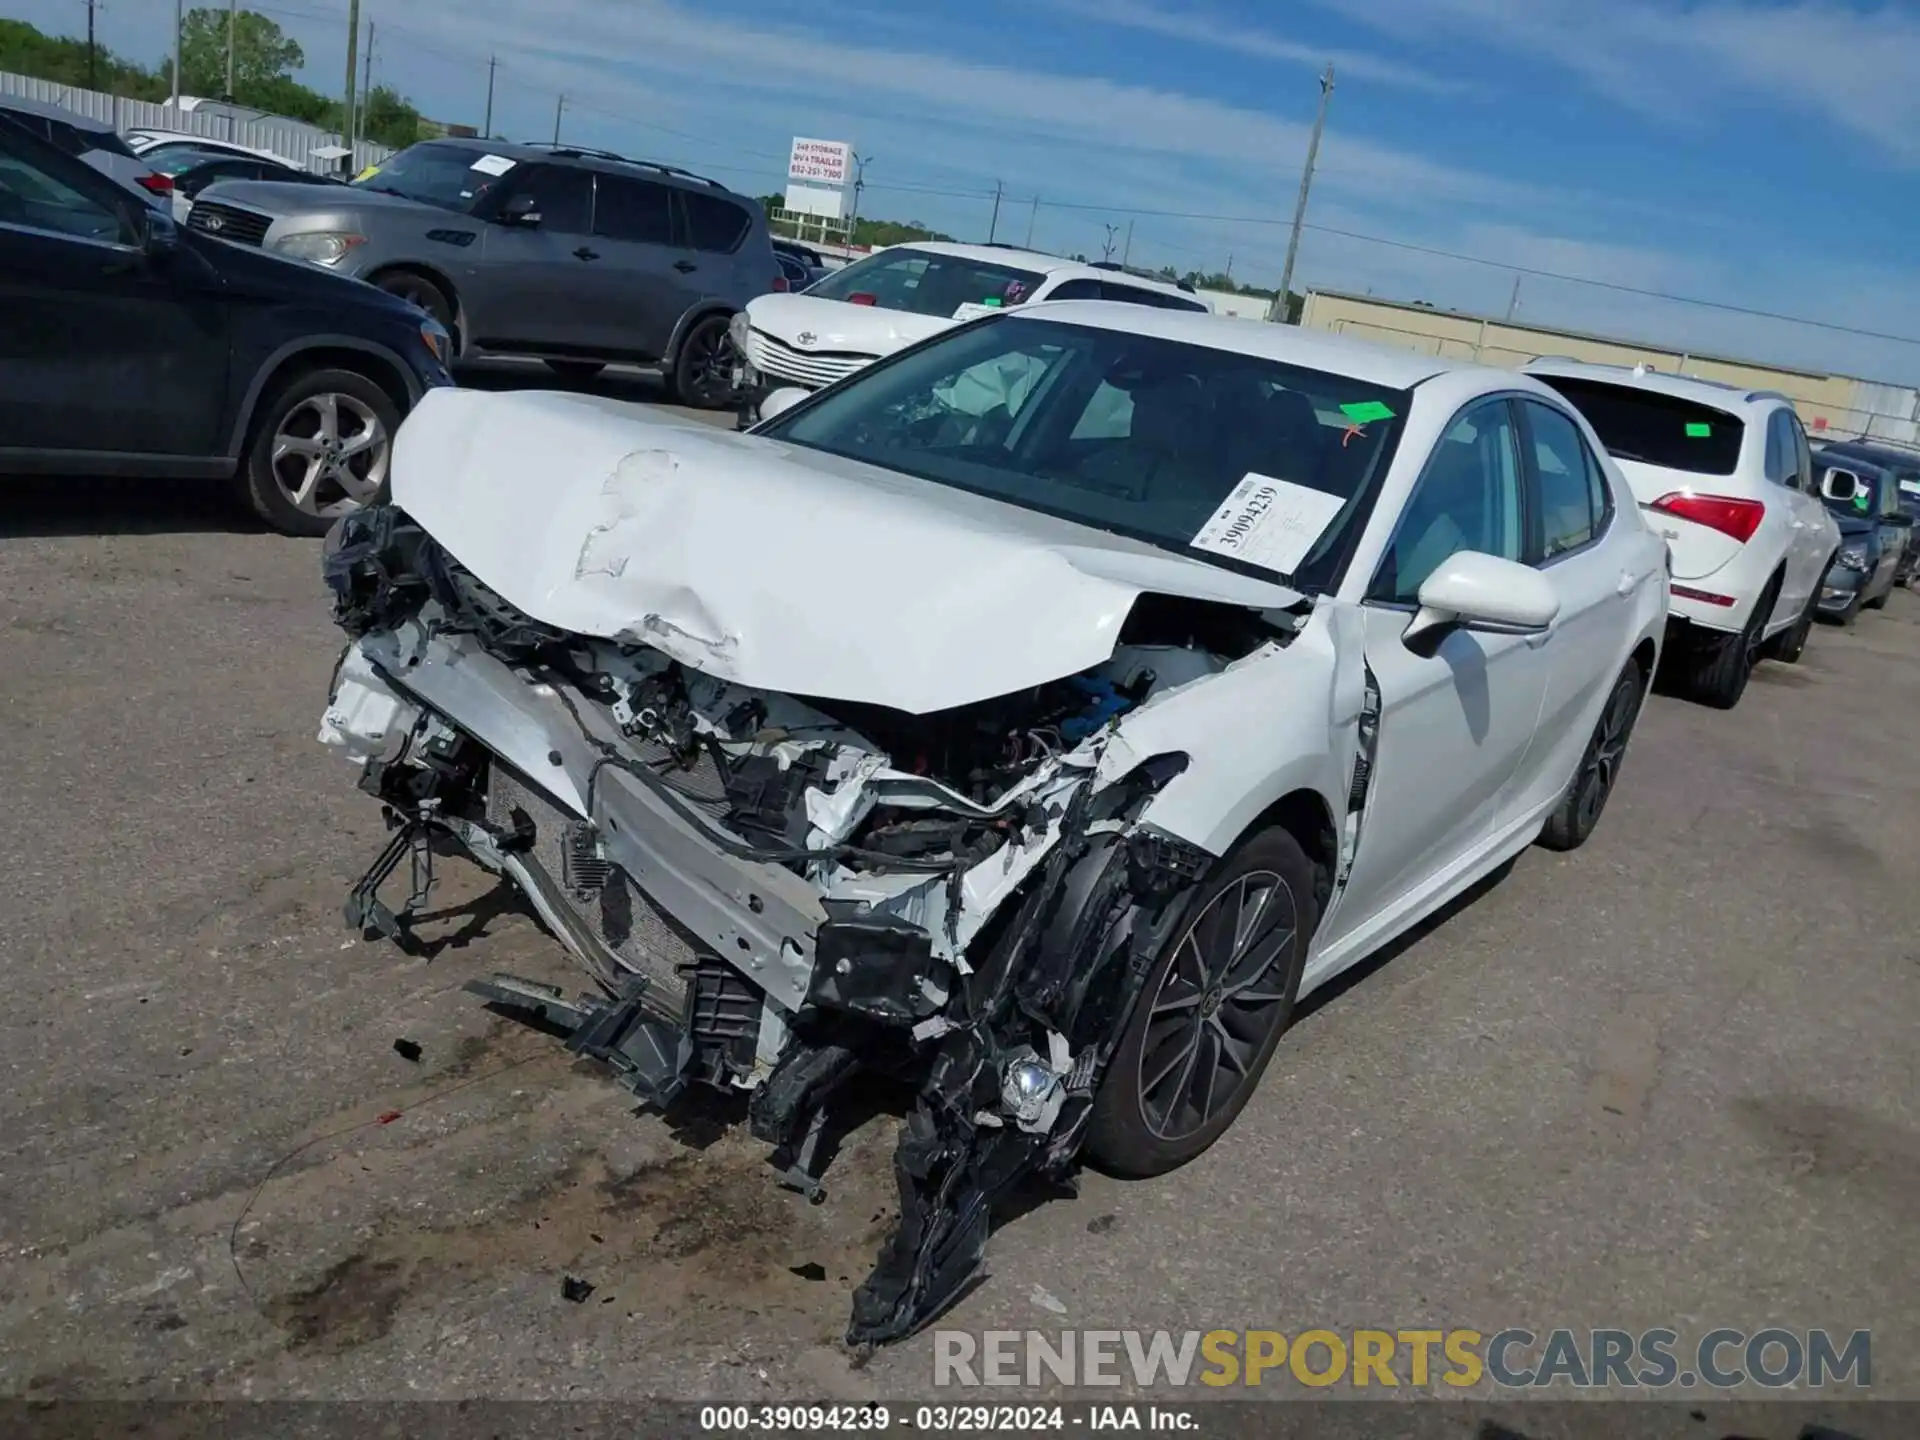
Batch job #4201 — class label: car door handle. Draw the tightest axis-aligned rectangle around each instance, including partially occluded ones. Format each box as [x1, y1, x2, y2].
[673, 260, 698, 273]
[1617, 569, 1647, 597]
[573, 246, 601, 261]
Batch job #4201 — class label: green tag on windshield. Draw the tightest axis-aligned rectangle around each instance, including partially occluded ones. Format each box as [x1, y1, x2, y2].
[1340, 401, 1395, 425]
[1685, 422, 1712, 437]
[1855, 491, 1872, 511]
[981, 296, 1003, 308]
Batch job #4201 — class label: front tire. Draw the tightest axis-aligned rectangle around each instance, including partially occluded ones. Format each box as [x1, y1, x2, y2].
[236, 367, 400, 537]
[1537, 657, 1646, 853]
[1085, 826, 1318, 1180]
[668, 313, 739, 410]
[372, 271, 455, 334]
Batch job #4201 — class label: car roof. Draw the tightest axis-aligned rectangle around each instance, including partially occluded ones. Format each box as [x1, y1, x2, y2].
[1814, 437, 1920, 469]
[1523, 358, 1791, 416]
[0, 92, 115, 132]
[878, 241, 1201, 298]
[415, 135, 740, 193]
[1012, 301, 1503, 390]
[129, 129, 295, 162]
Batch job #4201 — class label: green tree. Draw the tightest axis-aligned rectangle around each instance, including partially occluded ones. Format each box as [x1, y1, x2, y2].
[177, 8, 301, 98]
[0, 18, 166, 99]
[357, 84, 422, 149]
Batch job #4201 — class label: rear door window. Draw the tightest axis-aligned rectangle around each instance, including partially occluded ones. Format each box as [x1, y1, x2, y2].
[500, 163, 593, 234]
[592, 174, 676, 245]
[680, 189, 750, 253]
[1531, 376, 1743, 477]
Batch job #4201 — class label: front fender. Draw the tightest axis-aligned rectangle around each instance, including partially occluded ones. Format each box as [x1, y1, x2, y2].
[1100, 610, 1353, 858]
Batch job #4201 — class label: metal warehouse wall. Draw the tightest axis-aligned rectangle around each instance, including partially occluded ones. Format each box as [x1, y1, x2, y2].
[0, 70, 393, 174]
[1298, 290, 1915, 444]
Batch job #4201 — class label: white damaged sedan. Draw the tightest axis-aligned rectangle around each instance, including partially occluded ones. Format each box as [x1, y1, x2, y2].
[317, 302, 1667, 1344]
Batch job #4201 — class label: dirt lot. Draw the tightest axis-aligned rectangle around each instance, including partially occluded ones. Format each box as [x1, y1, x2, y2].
[2, 368, 1916, 1408]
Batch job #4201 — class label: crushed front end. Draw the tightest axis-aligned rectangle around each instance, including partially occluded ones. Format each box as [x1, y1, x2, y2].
[316, 503, 1285, 1345]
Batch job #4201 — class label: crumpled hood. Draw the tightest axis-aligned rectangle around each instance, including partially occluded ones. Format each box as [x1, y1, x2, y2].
[745, 291, 956, 355]
[390, 388, 1302, 714]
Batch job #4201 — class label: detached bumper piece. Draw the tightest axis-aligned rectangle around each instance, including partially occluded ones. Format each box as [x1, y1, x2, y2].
[466, 973, 693, 1109]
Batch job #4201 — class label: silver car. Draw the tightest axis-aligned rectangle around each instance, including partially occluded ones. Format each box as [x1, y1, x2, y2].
[187, 137, 787, 408]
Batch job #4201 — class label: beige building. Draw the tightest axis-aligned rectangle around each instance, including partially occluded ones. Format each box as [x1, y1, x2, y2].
[1298, 289, 1918, 446]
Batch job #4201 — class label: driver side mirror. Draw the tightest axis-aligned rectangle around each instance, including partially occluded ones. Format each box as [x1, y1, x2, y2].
[497, 192, 542, 227]
[141, 205, 180, 258]
[1403, 551, 1560, 655]
[1820, 467, 1861, 503]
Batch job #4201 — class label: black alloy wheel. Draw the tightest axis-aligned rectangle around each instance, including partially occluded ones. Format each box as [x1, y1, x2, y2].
[672, 314, 740, 410]
[1538, 658, 1646, 853]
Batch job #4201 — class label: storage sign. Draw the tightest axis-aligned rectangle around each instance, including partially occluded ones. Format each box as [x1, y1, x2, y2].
[788, 137, 852, 186]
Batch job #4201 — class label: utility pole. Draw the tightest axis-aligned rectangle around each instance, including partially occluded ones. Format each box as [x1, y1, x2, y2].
[1505, 273, 1523, 321]
[847, 152, 870, 247]
[483, 55, 497, 137]
[1101, 223, 1119, 261]
[1025, 196, 1038, 248]
[86, 0, 98, 90]
[552, 93, 565, 143]
[987, 179, 1003, 243]
[343, 0, 360, 146]
[169, 0, 183, 106]
[1121, 218, 1134, 266]
[224, 0, 237, 99]
[360, 19, 374, 142]
[1271, 63, 1334, 322]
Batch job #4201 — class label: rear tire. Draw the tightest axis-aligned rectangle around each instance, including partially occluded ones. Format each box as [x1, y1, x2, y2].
[1864, 582, 1890, 611]
[1085, 826, 1318, 1180]
[236, 366, 400, 538]
[668, 313, 739, 410]
[1537, 658, 1645, 853]
[1681, 573, 1778, 709]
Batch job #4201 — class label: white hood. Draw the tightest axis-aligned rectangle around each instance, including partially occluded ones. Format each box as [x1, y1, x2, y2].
[746, 290, 957, 355]
[389, 389, 1302, 715]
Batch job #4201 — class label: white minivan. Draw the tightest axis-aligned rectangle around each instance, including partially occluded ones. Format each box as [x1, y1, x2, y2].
[730, 241, 1210, 424]
[1526, 360, 1839, 709]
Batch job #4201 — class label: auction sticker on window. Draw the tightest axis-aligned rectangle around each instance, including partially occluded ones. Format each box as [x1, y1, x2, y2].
[1190, 473, 1345, 577]
[469, 153, 517, 176]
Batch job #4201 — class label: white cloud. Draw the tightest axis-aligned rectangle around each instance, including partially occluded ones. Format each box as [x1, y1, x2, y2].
[1043, 0, 1475, 95]
[1318, 0, 1920, 164]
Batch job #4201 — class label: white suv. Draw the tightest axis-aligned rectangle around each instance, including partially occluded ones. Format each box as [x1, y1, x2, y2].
[1524, 360, 1840, 709]
[730, 241, 1210, 423]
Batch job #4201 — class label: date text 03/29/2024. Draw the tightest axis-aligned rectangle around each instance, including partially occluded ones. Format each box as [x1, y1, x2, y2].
[697, 1406, 1193, 1431]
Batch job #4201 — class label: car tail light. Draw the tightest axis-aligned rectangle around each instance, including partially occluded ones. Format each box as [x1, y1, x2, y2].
[771, 273, 789, 292]
[1649, 492, 1765, 544]
[136, 172, 175, 196]
[848, 292, 878, 306]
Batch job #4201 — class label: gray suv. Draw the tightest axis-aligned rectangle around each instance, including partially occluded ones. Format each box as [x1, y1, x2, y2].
[186, 137, 783, 407]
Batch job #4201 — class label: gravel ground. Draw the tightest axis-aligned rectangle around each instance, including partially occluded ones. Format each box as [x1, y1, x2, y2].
[1, 367, 1914, 1421]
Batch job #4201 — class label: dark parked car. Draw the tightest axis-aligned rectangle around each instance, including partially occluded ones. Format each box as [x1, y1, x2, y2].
[772, 236, 828, 288]
[1811, 457, 1911, 622]
[143, 145, 341, 225]
[0, 115, 452, 537]
[1814, 436, 1920, 586]
[187, 137, 787, 407]
[0, 92, 170, 206]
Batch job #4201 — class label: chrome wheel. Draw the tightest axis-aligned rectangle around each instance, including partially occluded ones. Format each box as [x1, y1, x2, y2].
[270, 392, 389, 519]
[1137, 870, 1296, 1142]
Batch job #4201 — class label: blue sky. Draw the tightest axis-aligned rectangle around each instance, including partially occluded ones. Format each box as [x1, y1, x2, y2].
[21, 0, 1920, 383]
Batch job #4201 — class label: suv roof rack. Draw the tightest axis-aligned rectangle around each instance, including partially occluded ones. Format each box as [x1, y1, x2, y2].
[514, 141, 728, 189]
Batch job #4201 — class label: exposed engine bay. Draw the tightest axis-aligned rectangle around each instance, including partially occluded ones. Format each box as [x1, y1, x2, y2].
[318, 503, 1300, 1346]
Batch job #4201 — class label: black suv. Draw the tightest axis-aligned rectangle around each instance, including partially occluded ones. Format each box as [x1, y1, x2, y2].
[0, 112, 452, 536]
[1814, 437, 1920, 586]
[187, 138, 786, 407]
